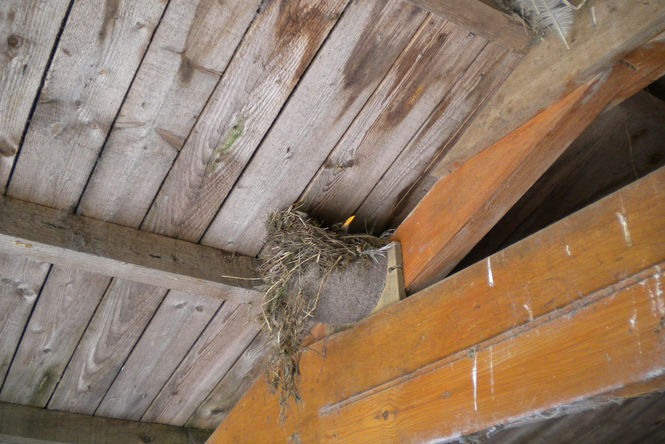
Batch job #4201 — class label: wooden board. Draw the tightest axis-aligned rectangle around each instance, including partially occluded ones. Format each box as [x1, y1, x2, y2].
[186, 331, 270, 430]
[77, 0, 261, 227]
[395, 0, 665, 223]
[142, 0, 350, 241]
[299, 15, 487, 224]
[0, 254, 50, 386]
[354, 42, 519, 233]
[96, 291, 221, 421]
[0, 267, 110, 407]
[142, 303, 261, 426]
[0, 402, 209, 444]
[207, 166, 665, 443]
[201, 0, 427, 255]
[0, 196, 261, 302]
[7, 0, 167, 210]
[0, 0, 70, 193]
[47, 280, 166, 415]
[394, 39, 665, 291]
[406, 0, 531, 53]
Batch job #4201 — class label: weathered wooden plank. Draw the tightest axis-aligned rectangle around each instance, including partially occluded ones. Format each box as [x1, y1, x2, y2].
[0, 196, 261, 302]
[406, 0, 531, 53]
[300, 15, 487, 224]
[77, 0, 261, 226]
[422, 0, 665, 194]
[0, 254, 50, 386]
[142, 0, 350, 241]
[0, 402, 209, 444]
[186, 331, 270, 430]
[354, 44, 520, 233]
[395, 39, 665, 291]
[142, 302, 261, 426]
[202, 0, 427, 255]
[6, 0, 166, 209]
[318, 275, 665, 443]
[207, 167, 665, 443]
[47, 280, 166, 415]
[0, 267, 110, 407]
[96, 291, 221, 421]
[0, 0, 70, 193]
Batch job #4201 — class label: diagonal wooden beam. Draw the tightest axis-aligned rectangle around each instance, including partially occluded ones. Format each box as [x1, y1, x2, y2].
[207, 166, 665, 443]
[0, 402, 209, 444]
[394, 34, 665, 292]
[406, 0, 531, 53]
[0, 196, 261, 303]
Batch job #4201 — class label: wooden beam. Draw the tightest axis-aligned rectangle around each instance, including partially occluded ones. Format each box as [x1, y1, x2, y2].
[406, 0, 531, 53]
[0, 402, 209, 444]
[394, 36, 665, 292]
[208, 167, 665, 443]
[0, 196, 260, 303]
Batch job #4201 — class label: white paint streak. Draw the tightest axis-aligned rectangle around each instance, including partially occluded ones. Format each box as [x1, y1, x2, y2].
[630, 294, 642, 355]
[565, 245, 572, 256]
[489, 346, 495, 400]
[486, 258, 495, 287]
[523, 303, 534, 321]
[615, 212, 633, 247]
[472, 352, 478, 412]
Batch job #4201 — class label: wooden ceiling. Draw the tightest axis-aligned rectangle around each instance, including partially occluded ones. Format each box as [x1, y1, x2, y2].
[0, 0, 521, 431]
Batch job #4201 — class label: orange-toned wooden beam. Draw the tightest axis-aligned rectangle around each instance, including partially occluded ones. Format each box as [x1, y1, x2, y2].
[207, 167, 665, 443]
[394, 34, 665, 292]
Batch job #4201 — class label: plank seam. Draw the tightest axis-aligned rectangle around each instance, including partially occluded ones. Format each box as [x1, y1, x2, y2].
[3, 0, 75, 195]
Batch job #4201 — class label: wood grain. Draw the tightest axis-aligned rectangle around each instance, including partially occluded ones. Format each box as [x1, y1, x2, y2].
[300, 15, 486, 224]
[0, 196, 261, 302]
[202, 0, 427, 255]
[96, 291, 221, 421]
[0, 401, 209, 444]
[142, 0, 350, 241]
[186, 331, 270, 430]
[406, 0, 531, 53]
[0, 254, 50, 386]
[78, 0, 261, 227]
[355, 44, 520, 233]
[318, 273, 665, 443]
[426, 0, 665, 183]
[207, 167, 665, 443]
[395, 41, 665, 291]
[0, 0, 70, 193]
[7, 0, 166, 210]
[0, 267, 110, 407]
[142, 302, 261, 426]
[47, 280, 166, 415]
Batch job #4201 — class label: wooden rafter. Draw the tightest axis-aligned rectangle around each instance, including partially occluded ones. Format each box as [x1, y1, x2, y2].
[0, 196, 260, 303]
[0, 402, 209, 444]
[394, 33, 665, 292]
[208, 166, 665, 443]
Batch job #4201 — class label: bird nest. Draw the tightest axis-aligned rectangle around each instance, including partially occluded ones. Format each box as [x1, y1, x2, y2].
[259, 206, 388, 411]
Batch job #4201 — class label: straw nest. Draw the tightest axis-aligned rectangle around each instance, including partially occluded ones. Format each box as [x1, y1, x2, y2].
[259, 206, 388, 411]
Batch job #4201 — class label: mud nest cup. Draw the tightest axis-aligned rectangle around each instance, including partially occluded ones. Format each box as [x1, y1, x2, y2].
[259, 206, 389, 407]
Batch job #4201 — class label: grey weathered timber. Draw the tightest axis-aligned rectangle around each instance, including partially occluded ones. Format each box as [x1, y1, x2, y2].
[0, 267, 110, 407]
[202, 0, 427, 256]
[142, 303, 261, 426]
[406, 0, 531, 53]
[143, 0, 350, 241]
[300, 15, 487, 224]
[96, 291, 221, 420]
[7, 0, 166, 209]
[0, 254, 50, 386]
[78, 0, 261, 227]
[47, 280, 166, 414]
[0, 0, 70, 193]
[0, 402, 209, 444]
[0, 196, 261, 303]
